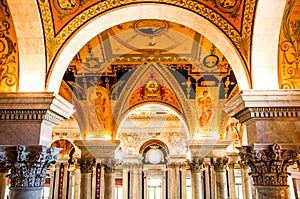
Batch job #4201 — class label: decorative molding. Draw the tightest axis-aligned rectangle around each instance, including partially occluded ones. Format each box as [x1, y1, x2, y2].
[235, 107, 300, 124]
[0, 109, 64, 125]
[0, 145, 60, 188]
[238, 143, 299, 186]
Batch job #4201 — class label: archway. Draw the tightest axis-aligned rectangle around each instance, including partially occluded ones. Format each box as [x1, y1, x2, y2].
[47, 4, 250, 93]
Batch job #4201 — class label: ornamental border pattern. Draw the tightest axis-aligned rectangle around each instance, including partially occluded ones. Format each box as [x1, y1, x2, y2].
[38, 0, 257, 75]
[0, 109, 64, 125]
[234, 107, 300, 123]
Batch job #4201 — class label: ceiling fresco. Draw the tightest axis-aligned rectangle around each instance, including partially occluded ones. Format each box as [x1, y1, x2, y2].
[38, 0, 257, 81]
[279, 0, 300, 89]
[0, 0, 18, 92]
[59, 19, 238, 139]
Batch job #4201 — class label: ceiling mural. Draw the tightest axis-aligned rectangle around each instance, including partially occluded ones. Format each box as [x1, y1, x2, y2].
[279, 0, 300, 89]
[59, 19, 238, 139]
[38, 0, 257, 80]
[0, 0, 18, 92]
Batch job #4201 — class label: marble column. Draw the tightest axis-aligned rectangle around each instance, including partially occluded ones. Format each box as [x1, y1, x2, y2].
[122, 164, 129, 199]
[167, 161, 184, 199]
[211, 157, 228, 199]
[104, 162, 116, 199]
[79, 158, 95, 199]
[239, 162, 252, 199]
[0, 145, 60, 199]
[188, 157, 205, 199]
[238, 143, 299, 199]
[129, 163, 143, 199]
[228, 162, 236, 199]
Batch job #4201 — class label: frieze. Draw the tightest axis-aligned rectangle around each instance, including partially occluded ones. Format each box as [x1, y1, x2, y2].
[0, 109, 64, 125]
[238, 143, 299, 186]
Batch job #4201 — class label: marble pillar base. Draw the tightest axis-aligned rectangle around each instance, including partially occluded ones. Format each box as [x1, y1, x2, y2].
[9, 187, 43, 199]
[256, 186, 289, 199]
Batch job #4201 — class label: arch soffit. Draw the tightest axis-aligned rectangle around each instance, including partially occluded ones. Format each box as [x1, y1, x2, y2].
[251, 0, 286, 89]
[47, 4, 250, 93]
[7, 0, 46, 91]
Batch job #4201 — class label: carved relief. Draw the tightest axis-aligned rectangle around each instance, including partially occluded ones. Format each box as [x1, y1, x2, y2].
[79, 158, 95, 173]
[0, 146, 60, 188]
[211, 157, 228, 171]
[238, 144, 299, 186]
[188, 157, 205, 173]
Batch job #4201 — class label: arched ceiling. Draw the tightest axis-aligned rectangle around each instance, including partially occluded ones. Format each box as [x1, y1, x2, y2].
[59, 19, 238, 139]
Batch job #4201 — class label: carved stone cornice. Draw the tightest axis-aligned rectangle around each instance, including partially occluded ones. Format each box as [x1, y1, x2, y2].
[234, 107, 300, 124]
[224, 90, 300, 124]
[238, 143, 299, 186]
[211, 157, 228, 171]
[79, 158, 95, 173]
[0, 145, 60, 188]
[188, 157, 205, 173]
[0, 92, 74, 121]
[0, 109, 64, 125]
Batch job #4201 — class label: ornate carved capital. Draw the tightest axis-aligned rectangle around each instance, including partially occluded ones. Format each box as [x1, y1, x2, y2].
[188, 157, 205, 173]
[79, 158, 95, 173]
[211, 157, 228, 171]
[0, 145, 60, 188]
[238, 143, 299, 186]
[103, 159, 117, 173]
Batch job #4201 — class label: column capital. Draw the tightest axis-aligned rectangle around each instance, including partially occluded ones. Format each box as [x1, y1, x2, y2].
[188, 157, 205, 172]
[238, 143, 299, 186]
[211, 157, 228, 171]
[102, 159, 118, 173]
[79, 158, 95, 173]
[0, 145, 60, 188]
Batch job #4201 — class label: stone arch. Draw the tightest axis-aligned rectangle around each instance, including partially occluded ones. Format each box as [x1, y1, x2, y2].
[251, 0, 286, 89]
[7, 0, 46, 91]
[47, 3, 250, 94]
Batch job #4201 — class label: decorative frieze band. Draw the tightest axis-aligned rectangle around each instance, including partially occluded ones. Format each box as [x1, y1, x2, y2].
[0, 145, 60, 188]
[235, 107, 300, 123]
[0, 109, 64, 125]
[238, 143, 299, 186]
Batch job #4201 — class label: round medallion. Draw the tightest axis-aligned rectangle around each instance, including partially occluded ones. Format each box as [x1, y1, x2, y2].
[147, 149, 163, 164]
[54, 0, 80, 14]
[203, 54, 219, 68]
[216, 0, 241, 13]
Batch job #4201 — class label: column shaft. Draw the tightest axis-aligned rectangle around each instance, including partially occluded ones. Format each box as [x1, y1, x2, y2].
[228, 162, 236, 199]
[211, 158, 228, 199]
[0, 170, 7, 199]
[104, 172, 115, 199]
[240, 164, 252, 199]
